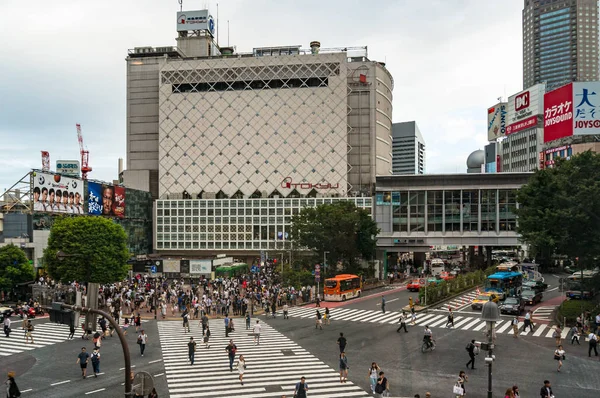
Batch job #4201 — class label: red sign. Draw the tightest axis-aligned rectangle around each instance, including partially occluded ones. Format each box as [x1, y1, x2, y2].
[544, 83, 573, 143]
[506, 115, 538, 135]
[515, 91, 530, 111]
[281, 177, 339, 190]
[539, 152, 545, 170]
[496, 155, 501, 172]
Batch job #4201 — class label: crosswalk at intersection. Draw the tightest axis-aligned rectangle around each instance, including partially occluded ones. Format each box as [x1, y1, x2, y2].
[0, 322, 71, 357]
[157, 320, 371, 398]
[279, 307, 571, 339]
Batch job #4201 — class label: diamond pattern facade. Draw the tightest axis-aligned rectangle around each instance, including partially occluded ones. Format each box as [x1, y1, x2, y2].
[158, 53, 349, 198]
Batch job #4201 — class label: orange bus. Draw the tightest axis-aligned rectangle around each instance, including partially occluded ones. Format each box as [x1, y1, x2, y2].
[323, 274, 362, 301]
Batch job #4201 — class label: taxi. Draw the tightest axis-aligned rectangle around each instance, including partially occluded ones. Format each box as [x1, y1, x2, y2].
[407, 279, 426, 292]
[439, 271, 455, 281]
[471, 292, 499, 310]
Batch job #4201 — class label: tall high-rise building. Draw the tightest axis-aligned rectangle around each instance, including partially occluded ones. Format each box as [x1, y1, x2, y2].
[391, 121, 425, 175]
[523, 0, 599, 90]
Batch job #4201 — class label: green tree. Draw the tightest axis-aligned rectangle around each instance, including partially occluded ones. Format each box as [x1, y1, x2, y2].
[43, 217, 129, 284]
[0, 244, 35, 291]
[290, 201, 379, 274]
[515, 151, 600, 268]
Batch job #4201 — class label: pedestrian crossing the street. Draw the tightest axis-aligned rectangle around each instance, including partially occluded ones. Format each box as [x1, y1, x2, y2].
[157, 320, 371, 398]
[0, 322, 71, 357]
[279, 307, 572, 340]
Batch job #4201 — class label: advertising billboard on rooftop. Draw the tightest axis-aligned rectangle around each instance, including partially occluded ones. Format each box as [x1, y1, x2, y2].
[32, 171, 84, 214]
[487, 103, 507, 141]
[506, 83, 545, 135]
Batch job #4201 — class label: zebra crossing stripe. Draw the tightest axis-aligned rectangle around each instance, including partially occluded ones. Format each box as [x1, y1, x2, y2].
[533, 324, 547, 337]
[0, 323, 71, 357]
[461, 319, 481, 330]
[157, 320, 371, 398]
[472, 321, 488, 332]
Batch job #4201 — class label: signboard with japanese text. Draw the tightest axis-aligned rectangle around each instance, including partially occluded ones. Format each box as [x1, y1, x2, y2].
[487, 102, 507, 140]
[177, 10, 215, 34]
[88, 182, 126, 218]
[572, 82, 600, 135]
[32, 171, 84, 214]
[506, 83, 545, 135]
[56, 160, 80, 177]
[544, 83, 574, 143]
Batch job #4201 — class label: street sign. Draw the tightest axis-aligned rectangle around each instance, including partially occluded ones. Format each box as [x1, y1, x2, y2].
[150, 266, 157, 274]
[251, 265, 259, 273]
[315, 264, 321, 271]
[315, 274, 320, 282]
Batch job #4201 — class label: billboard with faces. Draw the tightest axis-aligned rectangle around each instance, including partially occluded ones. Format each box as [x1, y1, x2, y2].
[88, 182, 126, 218]
[32, 171, 84, 214]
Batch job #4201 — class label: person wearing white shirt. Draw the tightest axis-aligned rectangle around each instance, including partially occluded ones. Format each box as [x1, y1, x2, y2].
[3, 316, 11, 337]
[588, 332, 598, 357]
[252, 320, 262, 345]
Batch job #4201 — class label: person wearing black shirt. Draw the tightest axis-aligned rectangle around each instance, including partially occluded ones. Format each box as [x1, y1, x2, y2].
[188, 337, 196, 365]
[466, 339, 476, 369]
[337, 333, 347, 353]
[540, 380, 553, 398]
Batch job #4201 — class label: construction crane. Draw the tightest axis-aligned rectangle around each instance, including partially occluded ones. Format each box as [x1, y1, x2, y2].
[41, 151, 50, 172]
[76, 123, 92, 179]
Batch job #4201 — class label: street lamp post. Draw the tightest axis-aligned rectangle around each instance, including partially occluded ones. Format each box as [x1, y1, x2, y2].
[481, 297, 501, 398]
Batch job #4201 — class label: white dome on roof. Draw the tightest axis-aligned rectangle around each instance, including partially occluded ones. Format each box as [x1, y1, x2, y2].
[466, 149, 485, 169]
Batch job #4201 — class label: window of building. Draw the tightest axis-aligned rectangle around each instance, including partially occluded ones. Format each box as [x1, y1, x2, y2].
[444, 190, 461, 232]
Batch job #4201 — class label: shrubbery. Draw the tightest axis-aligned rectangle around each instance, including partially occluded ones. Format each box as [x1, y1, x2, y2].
[418, 266, 496, 305]
[557, 299, 599, 325]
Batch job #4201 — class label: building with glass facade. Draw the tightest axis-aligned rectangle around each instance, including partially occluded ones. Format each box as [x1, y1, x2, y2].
[391, 121, 426, 175]
[523, 0, 599, 90]
[374, 173, 532, 257]
[155, 197, 371, 261]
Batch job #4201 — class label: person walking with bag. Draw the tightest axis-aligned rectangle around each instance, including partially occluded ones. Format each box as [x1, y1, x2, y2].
[294, 376, 308, 398]
[90, 348, 101, 378]
[225, 340, 237, 371]
[374, 371, 389, 398]
[397, 312, 408, 333]
[368, 362, 381, 394]
[588, 331, 598, 356]
[446, 308, 455, 328]
[466, 339, 477, 370]
[188, 337, 196, 365]
[203, 326, 211, 349]
[137, 330, 148, 357]
[339, 352, 349, 383]
[6, 371, 21, 398]
[237, 354, 246, 385]
[552, 325, 562, 346]
[554, 345, 566, 372]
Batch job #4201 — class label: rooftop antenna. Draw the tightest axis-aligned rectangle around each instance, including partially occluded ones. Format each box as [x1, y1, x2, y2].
[216, 3, 219, 45]
[178, 0, 183, 12]
[227, 20, 230, 46]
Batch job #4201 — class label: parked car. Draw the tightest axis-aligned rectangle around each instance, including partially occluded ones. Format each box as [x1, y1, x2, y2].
[499, 296, 525, 315]
[522, 280, 548, 294]
[521, 288, 543, 305]
[439, 271, 455, 281]
[471, 293, 500, 310]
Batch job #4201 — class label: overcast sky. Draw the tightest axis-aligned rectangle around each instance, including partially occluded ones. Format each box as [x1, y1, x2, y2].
[0, 0, 524, 191]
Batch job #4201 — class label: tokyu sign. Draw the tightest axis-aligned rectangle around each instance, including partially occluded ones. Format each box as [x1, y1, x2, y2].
[56, 160, 80, 177]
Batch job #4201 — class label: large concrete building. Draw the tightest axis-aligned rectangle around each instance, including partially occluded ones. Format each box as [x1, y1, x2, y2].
[391, 121, 425, 175]
[523, 0, 599, 90]
[122, 9, 394, 257]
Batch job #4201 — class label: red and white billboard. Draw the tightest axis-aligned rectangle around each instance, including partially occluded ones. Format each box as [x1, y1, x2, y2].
[544, 82, 600, 143]
[544, 83, 574, 143]
[506, 83, 545, 135]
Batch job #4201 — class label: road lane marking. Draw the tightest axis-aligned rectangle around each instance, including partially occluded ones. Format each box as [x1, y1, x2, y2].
[376, 298, 399, 305]
[21, 389, 32, 393]
[119, 365, 136, 370]
[149, 359, 162, 364]
[50, 380, 70, 386]
[154, 373, 164, 377]
[85, 388, 106, 395]
[547, 287, 558, 292]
